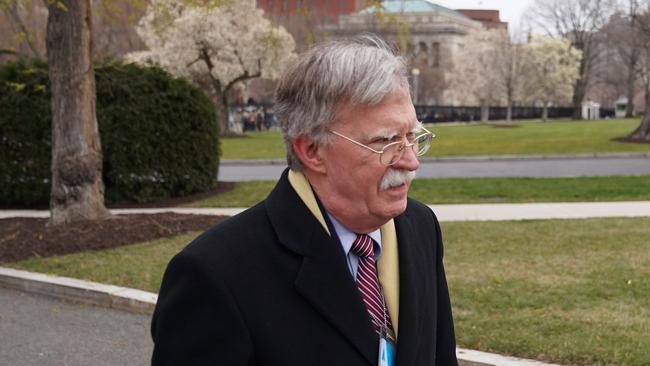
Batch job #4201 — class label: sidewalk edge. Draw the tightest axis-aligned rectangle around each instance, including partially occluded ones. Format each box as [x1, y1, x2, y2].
[0, 266, 157, 314]
[457, 347, 563, 366]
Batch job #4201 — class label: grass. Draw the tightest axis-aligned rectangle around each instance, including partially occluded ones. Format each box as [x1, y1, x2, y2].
[193, 180, 275, 207]
[443, 217, 650, 365]
[7, 217, 650, 365]
[220, 119, 650, 159]
[8, 233, 198, 292]
[191, 175, 650, 207]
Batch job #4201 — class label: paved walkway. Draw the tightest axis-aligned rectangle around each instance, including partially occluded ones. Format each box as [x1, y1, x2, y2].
[0, 286, 151, 366]
[4, 200, 650, 221]
[219, 153, 650, 181]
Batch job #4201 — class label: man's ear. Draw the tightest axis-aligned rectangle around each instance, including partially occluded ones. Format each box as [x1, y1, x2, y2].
[292, 135, 327, 173]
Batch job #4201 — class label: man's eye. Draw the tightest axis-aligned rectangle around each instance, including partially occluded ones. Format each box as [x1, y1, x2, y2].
[391, 135, 406, 143]
[372, 138, 391, 144]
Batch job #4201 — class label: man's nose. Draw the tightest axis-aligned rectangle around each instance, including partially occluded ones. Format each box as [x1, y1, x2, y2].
[394, 144, 420, 171]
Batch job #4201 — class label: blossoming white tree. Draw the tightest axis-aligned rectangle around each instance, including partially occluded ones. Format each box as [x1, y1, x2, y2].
[126, 0, 296, 134]
[447, 29, 517, 122]
[522, 36, 582, 121]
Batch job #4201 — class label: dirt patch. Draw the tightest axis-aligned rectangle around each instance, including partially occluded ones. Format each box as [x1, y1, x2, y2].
[0, 213, 227, 263]
[490, 123, 521, 128]
[611, 137, 650, 144]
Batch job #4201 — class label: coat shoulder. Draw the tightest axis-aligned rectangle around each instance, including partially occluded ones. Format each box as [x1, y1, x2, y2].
[179, 201, 273, 265]
[406, 197, 437, 222]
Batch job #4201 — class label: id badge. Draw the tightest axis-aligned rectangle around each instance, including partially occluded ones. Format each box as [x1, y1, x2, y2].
[378, 337, 395, 366]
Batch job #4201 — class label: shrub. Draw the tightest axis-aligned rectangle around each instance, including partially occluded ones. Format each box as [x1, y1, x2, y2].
[0, 60, 220, 206]
[0, 60, 51, 206]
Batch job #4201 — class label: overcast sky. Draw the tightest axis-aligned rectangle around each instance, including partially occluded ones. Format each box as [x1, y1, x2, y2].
[432, 0, 536, 30]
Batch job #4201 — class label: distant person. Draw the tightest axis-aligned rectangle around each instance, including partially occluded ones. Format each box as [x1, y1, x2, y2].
[256, 108, 265, 131]
[151, 34, 457, 366]
[244, 110, 256, 131]
[264, 109, 276, 129]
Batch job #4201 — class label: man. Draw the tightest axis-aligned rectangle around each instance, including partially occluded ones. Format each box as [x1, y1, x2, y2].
[151, 35, 457, 366]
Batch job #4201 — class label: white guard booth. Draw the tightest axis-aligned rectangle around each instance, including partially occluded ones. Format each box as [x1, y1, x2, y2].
[615, 97, 628, 118]
[582, 101, 600, 120]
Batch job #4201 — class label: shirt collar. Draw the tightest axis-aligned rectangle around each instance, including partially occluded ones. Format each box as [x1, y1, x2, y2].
[326, 212, 382, 259]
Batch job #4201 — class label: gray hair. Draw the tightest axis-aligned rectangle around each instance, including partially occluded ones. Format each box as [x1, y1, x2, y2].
[275, 34, 409, 171]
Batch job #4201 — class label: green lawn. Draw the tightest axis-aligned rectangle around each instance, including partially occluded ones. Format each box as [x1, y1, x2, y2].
[444, 218, 650, 366]
[221, 119, 650, 159]
[191, 175, 650, 207]
[8, 233, 198, 292]
[8, 217, 650, 365]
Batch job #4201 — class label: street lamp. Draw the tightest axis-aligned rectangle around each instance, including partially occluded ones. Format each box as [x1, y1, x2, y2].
[411, 68, 420, 105]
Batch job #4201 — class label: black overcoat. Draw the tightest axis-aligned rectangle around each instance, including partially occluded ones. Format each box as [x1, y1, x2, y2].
[151, 169, 457, 365]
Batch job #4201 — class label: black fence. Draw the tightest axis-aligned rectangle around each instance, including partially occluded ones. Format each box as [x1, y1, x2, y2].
[415, 105, 615, 123]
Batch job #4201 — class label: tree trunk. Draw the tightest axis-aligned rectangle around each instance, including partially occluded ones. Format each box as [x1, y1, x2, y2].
[627, 84, 650, 141]
[542, 101, 549, 122]
[218, 91, 230, 136]
[480, 98, 489, 123]
[506, 92, 513, 122]
[625, 58, 636, 118]
[571, 77, 587, 120]
[207, 76, 231, 136]
[46, 0, 110, 225]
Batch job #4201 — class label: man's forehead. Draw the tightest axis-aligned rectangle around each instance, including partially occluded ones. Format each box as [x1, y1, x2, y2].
[368, 121, 422, 137]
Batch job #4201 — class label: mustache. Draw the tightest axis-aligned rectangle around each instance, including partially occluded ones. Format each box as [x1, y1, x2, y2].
[379, 169, 416, 191]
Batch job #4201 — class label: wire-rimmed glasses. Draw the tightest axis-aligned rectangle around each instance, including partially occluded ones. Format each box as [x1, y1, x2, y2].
[328, 126, 434, 165]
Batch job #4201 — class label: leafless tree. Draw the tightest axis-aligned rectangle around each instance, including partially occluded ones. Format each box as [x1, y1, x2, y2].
[600, 1, 643, 117]
[92, 0, 146, 59]
[494, 34, 527, 122]
[447, 29, 526, 122]
[525, 0, 615, 119]
[1, 0, 146, 63]
[626, 0, 650, 140]
[0, 1, 47, 60]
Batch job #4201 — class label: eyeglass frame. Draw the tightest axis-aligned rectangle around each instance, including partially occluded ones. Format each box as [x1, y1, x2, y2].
[328, 125, 435, 166]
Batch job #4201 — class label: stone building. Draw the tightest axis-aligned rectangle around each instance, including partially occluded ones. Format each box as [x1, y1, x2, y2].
[256, 0, 506, 106]
[320, 0, 488, 105]
[455, 9, 507, 30]
[256, 0, 368, 51]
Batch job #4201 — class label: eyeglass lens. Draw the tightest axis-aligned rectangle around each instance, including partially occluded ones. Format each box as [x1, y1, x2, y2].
[380, 133, 432, 165]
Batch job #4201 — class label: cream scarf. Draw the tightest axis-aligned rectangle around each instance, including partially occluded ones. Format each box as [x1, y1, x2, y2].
[288, 170, 400, 336]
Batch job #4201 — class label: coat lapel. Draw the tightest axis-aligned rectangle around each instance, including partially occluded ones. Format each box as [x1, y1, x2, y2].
[393, 208, 427, 366]
[265, 170, 377, 364]
[294, 231, 378, 364]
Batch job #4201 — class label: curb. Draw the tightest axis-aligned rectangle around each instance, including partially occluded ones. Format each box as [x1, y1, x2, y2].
[0, 267, 565, 366]
[0, 267, 156, 314]
[220, 152, 650, 165]
[457, 348, 562, 366]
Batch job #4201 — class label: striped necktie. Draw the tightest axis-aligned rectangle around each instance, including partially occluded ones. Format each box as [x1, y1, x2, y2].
[351, 234, 395, 339]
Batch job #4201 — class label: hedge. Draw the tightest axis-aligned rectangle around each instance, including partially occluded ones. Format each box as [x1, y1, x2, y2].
[0, 59, 220, 206]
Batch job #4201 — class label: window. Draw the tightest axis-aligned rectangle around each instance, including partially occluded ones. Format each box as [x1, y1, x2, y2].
[433, 42, 440, 68]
